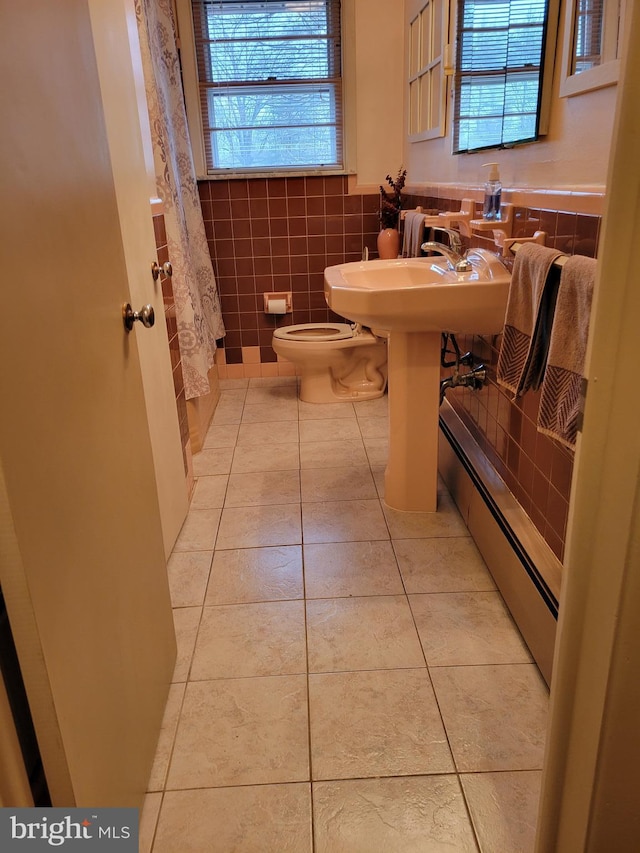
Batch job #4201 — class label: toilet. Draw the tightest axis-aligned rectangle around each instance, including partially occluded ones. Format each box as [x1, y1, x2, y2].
[272, 322, 388, 403]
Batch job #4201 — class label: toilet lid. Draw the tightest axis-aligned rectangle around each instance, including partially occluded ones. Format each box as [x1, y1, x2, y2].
[273, 322, 355, 342]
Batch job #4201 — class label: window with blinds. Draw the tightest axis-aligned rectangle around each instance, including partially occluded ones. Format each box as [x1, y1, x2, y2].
[453, 0, 557, 154]
[559, 0, 623, 97]
[190, 0, 343, 173]
[572, 0, 605, 73]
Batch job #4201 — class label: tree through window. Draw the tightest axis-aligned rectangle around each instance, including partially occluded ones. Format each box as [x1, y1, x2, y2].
[191, 0, 343, 172]
[453, 0, 558, 153]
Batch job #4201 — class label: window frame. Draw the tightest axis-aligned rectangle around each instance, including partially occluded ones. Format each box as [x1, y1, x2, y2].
[407, 0, 450, 143]
[175, 0, 354, 178]
[451, 0, 560, 155]
[559, 0, 625, 98]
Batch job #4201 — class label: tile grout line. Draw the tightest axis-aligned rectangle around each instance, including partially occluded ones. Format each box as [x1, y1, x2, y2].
[153, 381, 543, 850]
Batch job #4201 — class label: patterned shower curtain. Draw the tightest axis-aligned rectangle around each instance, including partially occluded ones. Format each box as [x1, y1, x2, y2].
[135, 0, 225, 398]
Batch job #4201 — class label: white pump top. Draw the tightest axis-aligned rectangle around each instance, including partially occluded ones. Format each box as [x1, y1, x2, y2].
[482, 162, 500, 181]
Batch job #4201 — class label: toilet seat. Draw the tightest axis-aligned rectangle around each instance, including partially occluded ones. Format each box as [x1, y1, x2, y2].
[273, 322, 355, 343]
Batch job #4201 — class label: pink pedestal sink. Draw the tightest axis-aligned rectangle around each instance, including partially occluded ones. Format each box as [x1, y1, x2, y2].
[324, 250, 511, 511]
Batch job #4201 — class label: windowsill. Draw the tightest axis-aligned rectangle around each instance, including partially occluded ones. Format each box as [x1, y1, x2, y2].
[559, 60, 620, 98]
[197, 168, 357, 182]
[409, 128, 444, 143]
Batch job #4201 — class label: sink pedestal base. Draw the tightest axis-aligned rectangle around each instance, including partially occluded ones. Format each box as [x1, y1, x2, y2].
[384, 332, 441, 512]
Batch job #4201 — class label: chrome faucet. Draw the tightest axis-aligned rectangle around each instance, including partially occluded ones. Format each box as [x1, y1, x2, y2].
[420, 240, 473, 273]
[432, 226, 463, 255]
[421, 227, 472, 272]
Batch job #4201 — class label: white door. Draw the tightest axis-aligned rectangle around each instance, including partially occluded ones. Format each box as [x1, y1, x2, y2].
[89, 0, 189, 558]
[0, 0, 178, 806]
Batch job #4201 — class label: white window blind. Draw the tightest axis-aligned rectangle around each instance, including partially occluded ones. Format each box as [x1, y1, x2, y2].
[190, 0, 343, 173]
[453, 0, 553, 153]
[572, 0, 604, 74]
[559, 0, 623, 97]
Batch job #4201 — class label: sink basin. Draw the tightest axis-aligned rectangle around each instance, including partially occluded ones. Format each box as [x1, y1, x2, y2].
[324, 248, 510, 334]
[323, 248, 511, 513]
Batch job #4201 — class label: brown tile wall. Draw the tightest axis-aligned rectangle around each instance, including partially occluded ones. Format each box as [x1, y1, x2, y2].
[152, 209, 190, 476]
[198, 176, 600, 562]
[405, 191, 601, 562]
[198, 176, 380, 366]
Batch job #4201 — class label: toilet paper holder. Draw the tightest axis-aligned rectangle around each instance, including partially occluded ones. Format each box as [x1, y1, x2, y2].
[264, 291, 293, 314]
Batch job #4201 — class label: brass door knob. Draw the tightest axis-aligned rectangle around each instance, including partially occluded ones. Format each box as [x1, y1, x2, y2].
[122, 303, 155, 332]
[151, 261, 173, 280]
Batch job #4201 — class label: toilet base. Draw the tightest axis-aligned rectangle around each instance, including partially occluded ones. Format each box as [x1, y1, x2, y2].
[299, 367, 387, 403]
[272, 327, 388, 404]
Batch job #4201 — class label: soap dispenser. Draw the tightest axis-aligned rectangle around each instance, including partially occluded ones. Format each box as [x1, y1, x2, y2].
[482, 163, 502, 221]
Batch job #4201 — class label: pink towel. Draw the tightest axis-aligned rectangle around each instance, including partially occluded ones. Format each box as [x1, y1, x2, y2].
[537, 254, 596, 449]
[497, 243, 564, 397]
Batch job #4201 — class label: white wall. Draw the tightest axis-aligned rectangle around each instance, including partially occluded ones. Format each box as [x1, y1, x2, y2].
[402, 0, 618, 192]
[350, 0, 405, 189]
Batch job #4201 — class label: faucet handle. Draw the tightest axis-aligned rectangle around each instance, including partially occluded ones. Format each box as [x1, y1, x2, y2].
[454, 257, 473, 273]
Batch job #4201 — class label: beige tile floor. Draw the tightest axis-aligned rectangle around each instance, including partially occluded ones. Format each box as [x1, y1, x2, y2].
[141, 377, 549, 853]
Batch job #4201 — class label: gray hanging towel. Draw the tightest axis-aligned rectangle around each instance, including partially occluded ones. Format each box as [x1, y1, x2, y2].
[496, 243, 564, 398]
[537, 254, 597, 449]
[401, 211, 427, 258]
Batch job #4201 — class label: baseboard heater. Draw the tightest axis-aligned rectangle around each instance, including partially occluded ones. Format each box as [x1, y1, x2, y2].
[438, 400, 562, 685]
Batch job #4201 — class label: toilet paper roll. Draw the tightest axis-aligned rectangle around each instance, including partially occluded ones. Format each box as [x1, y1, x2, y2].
[267, 298, 287, 315]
